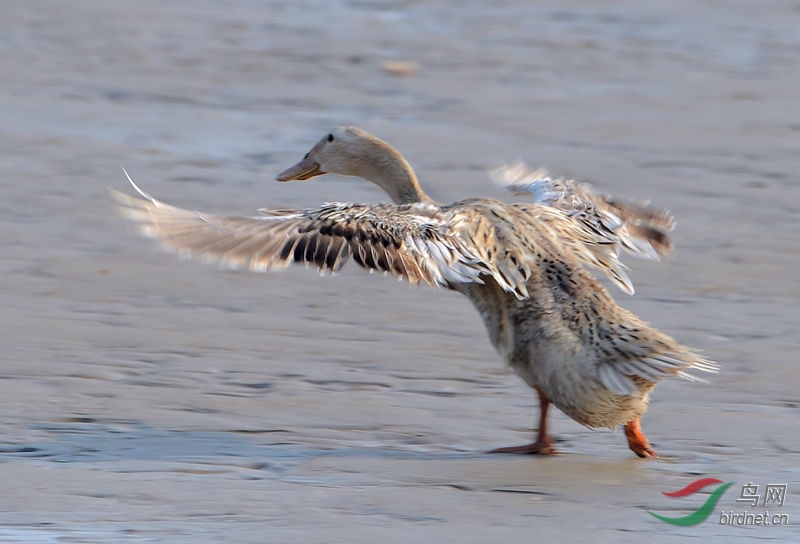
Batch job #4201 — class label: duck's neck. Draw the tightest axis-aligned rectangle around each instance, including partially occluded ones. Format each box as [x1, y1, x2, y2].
[360, 140, 432, 204]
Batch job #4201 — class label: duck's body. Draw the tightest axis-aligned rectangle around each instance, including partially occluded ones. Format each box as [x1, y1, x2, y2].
[114, 126, 716, 457]
[448, 197, 711, 455]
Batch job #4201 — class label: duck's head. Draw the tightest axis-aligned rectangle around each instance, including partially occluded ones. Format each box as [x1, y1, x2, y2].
[276, 126, 430, 204]
[276, 126, 381, 182]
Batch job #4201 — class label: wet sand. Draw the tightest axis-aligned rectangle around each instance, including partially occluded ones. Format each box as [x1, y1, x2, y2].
[1, 1, 799, 542]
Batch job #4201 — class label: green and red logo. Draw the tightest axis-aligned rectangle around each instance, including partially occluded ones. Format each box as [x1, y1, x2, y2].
[647, 478, 734, 526]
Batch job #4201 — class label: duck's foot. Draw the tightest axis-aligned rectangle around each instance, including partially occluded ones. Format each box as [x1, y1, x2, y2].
[488, 438, 557, 455]
[624, 416, 657, 458]
[490, 387, 558, 455]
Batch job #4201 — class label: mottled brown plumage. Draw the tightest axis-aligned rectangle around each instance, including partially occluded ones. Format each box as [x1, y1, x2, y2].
[112, 126, 717, 457]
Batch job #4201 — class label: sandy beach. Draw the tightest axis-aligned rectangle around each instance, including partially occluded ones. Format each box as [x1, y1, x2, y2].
[1, 1, 798, 542]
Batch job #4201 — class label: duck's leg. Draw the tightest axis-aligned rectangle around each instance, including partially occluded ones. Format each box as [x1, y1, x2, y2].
[489, 387, 557, 455]
[624, 416, 657, 458]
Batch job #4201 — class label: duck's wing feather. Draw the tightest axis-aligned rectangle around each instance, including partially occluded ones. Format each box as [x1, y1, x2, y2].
[111, 171, 530, 299]
[490, 162, 675, 295]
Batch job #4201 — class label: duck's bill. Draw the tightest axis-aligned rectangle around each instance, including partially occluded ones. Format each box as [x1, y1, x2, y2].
[276, 158, 326, 181]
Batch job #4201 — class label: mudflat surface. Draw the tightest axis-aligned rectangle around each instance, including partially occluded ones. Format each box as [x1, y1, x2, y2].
[1, 1, 798, 542]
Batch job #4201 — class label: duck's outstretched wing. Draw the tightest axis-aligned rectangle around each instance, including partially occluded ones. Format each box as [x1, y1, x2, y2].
[490, 162, 675, 295]
[111, 171, 530, 299]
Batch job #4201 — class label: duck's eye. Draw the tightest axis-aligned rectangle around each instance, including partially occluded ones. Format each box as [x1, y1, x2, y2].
[327, 133, 334, 142]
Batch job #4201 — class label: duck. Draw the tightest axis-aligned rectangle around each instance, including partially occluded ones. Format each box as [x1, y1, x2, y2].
[113, 126, 717, 457]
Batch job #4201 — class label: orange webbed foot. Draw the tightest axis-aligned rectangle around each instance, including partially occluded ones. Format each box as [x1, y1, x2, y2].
[489, 438, 557, 455]
[624, 417, 657, 458]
